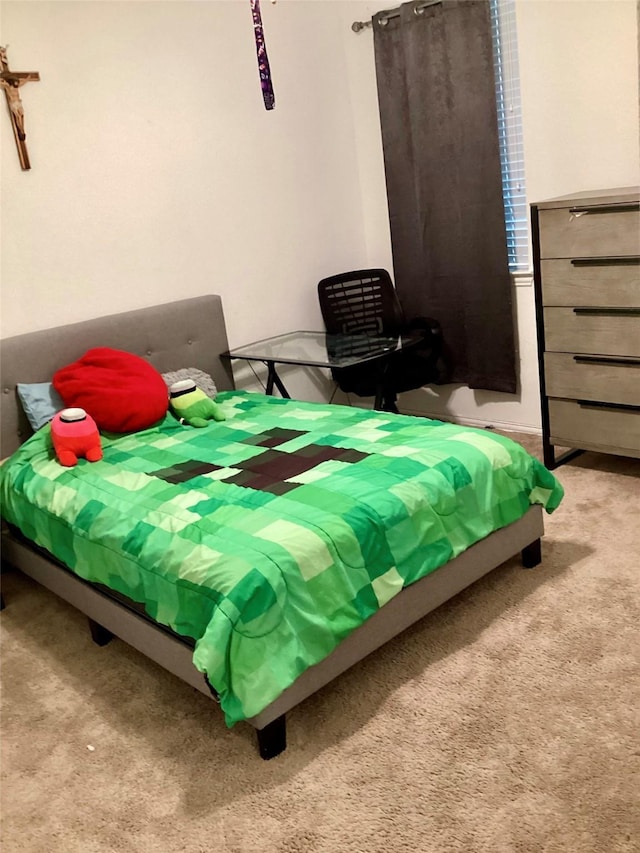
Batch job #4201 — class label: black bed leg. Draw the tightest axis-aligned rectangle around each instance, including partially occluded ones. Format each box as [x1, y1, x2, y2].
[88, 618, 114, 647]
[0, 593, 5, 611]
[521, 538, 542, 569]
[256, 714, 287, 760]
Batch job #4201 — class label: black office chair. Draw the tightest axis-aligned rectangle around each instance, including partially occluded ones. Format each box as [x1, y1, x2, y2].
[318, 269, 443, 412]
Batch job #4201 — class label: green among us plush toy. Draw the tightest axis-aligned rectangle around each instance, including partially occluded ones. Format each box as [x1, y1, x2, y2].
[169, 379, 225, 427]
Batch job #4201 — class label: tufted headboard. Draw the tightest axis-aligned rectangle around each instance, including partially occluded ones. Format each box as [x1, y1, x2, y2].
[0, 295, 234, 459]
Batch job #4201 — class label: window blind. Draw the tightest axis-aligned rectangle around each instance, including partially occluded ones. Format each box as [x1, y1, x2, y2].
[490, 0, 529, 272]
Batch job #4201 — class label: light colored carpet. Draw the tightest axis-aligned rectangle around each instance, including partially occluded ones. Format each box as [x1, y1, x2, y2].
[1, 435, 639, 853]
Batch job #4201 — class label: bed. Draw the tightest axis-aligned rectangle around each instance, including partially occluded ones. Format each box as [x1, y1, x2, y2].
[0, 295, 563, 758]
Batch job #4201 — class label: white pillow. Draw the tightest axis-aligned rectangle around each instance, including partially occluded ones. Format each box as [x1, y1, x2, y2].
[161, 368, 218, 399]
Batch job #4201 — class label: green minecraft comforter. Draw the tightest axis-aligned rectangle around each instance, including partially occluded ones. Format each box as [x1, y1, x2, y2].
[0, 392, 563, 724]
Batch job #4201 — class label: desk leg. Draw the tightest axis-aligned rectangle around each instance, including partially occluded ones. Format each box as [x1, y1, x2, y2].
[373, 363, 398, 412]
[265, 362, 291, 399]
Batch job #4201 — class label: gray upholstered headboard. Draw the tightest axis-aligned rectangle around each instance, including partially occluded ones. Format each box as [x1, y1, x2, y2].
[0, 295, 234, 459]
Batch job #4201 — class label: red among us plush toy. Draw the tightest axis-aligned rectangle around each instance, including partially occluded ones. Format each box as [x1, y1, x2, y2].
[51, 408, 102, 467]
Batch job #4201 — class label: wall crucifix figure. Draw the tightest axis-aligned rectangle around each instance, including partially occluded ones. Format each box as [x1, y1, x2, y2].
[0, 46, 40, 170]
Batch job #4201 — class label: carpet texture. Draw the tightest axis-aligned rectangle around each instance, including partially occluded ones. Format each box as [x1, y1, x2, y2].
[1, 434, 639, 853]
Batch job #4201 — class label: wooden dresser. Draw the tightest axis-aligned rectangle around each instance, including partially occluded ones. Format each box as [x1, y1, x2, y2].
[531, 187, 640, 469]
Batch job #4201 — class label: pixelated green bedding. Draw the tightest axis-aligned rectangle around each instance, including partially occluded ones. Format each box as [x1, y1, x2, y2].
[0, 392, 563, 724]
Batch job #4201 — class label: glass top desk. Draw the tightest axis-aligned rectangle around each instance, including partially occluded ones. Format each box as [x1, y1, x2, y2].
[223, 330, 423, 410]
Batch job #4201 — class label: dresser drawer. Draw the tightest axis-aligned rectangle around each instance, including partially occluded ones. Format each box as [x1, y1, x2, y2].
[538, 205, 640, 259]
[548, 399, 640, 457]
[544, 352, 640, 406]
[541, 259, 640, 307]
[543, 307, 640, 357]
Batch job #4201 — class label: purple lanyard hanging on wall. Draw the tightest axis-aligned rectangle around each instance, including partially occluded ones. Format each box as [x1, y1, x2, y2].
[250, 0, 275, 110]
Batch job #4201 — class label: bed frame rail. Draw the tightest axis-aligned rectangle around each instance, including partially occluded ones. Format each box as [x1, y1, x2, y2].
[2, 506, 543, 759]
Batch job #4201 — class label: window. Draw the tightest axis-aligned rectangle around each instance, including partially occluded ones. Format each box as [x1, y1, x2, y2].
[490, 0, 529, 272]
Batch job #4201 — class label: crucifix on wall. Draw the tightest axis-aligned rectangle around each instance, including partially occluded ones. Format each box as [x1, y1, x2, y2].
[0, 46, 40, 170]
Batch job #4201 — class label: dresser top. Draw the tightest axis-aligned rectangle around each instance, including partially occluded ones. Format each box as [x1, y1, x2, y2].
[533, 186, 640, 210]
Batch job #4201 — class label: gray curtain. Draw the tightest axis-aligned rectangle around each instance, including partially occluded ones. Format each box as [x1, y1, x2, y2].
[373, 0, 516, 393]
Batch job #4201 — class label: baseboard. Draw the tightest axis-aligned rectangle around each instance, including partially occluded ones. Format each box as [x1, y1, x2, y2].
[399, 407, 543, 436]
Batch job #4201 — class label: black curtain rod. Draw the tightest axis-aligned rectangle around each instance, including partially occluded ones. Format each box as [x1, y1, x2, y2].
[351, 0, 442, 32]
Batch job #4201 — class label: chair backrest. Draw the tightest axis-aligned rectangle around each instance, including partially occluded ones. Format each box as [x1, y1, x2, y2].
[318, 269, 404, 336]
